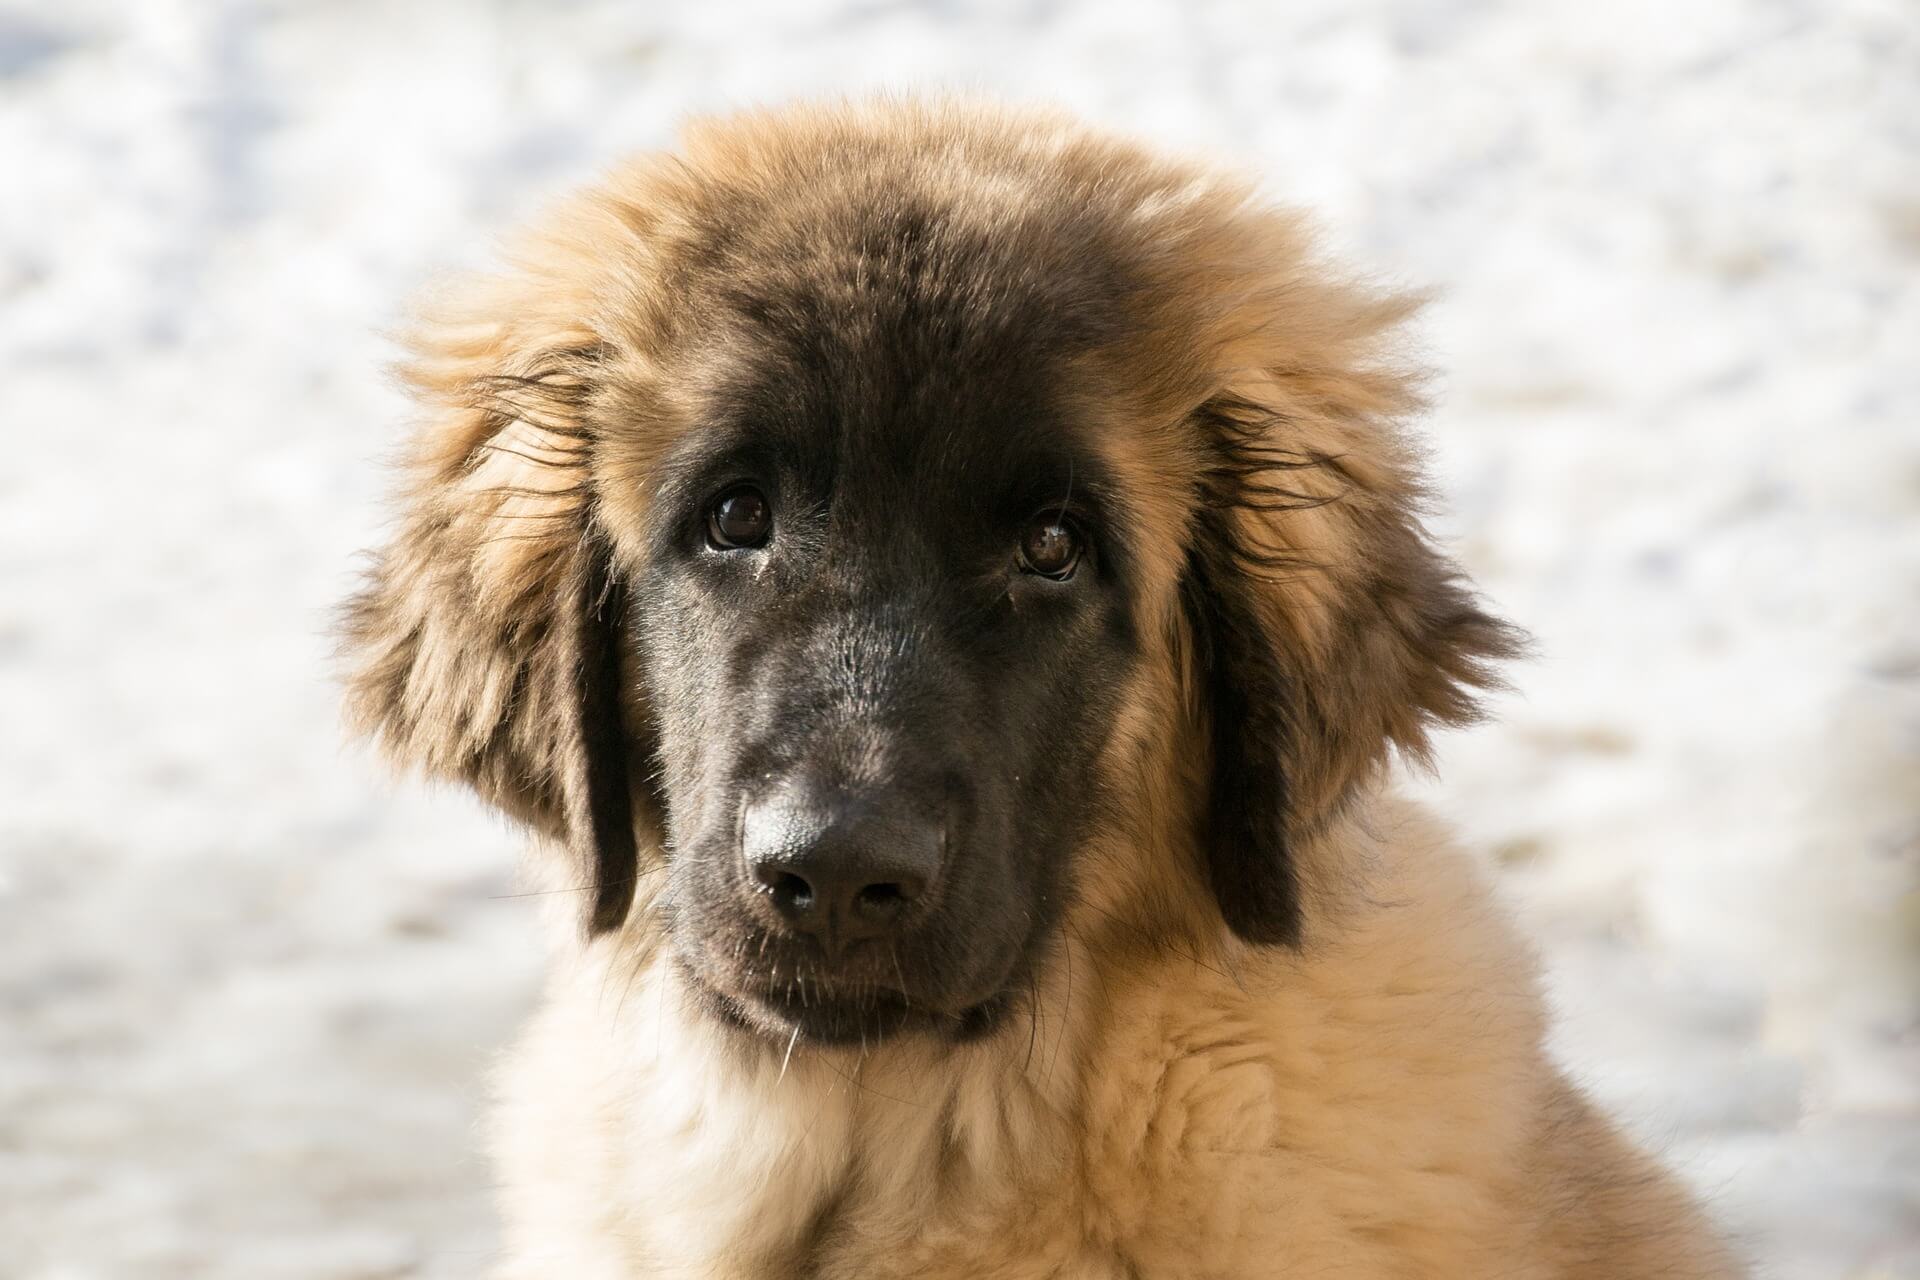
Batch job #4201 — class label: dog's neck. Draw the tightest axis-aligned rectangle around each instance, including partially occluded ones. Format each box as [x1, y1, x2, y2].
[511, 792, 1381, 1277]
[532, 914, 1097, 1275]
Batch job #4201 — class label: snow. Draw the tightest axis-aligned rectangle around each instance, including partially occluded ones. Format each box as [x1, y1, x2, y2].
[2, 1, 1915, 1275]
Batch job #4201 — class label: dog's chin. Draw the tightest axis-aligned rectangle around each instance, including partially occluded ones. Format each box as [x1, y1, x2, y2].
[717, 983, 926, 1046]
[682, 965, 1020, 1049]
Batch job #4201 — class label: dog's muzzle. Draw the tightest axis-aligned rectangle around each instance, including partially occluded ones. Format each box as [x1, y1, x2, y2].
[740, 779, 948, 960]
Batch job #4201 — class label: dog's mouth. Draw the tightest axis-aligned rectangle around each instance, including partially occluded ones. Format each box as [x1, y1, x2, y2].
[717, 980, 928, 1045]
[678, 952, 1019, 1048]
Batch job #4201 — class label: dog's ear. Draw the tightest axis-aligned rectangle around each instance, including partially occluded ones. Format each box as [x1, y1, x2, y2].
[1181, 504, 1305, 945]
[339, 227, 647, 936]
[1178, 283, 1523, 947]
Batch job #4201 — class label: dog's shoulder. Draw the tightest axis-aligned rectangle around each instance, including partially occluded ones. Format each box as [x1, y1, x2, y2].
[1068, 799, 1546, 1270]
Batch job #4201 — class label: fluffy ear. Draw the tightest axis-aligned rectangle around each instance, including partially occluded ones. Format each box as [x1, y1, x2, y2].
[1179, 283, 1523, 947]
[339, 235, 645, 936]
[1181, 505, 1305, 945]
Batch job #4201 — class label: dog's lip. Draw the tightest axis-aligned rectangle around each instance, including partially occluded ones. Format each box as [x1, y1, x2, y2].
[681, 945, 963, 1036]
[679, 950, 1021, 1046]
[718, 979, 930, 1045]
[690, 923, 939, 1013]
[735, 976, 921, 1022]
[671, 920, 1029, 1044]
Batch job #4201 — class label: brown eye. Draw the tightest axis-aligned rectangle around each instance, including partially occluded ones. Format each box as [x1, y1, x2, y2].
[707, 486, 772, 549]
[1019, 514, 1080, 579]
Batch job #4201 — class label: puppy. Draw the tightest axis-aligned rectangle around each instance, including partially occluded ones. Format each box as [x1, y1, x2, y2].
[342, 99, 1742, 1277]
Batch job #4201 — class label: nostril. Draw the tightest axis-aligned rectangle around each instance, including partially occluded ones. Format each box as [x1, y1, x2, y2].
[740, 789, 945, 938]
[857, 882, 903, 912]
[755, 867, 816, 916]
[852, 874, 922, 922]
[772, 873, 814, 914]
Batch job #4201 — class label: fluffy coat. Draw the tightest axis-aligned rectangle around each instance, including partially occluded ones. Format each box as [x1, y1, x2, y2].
[342, 99, 1742, 1277]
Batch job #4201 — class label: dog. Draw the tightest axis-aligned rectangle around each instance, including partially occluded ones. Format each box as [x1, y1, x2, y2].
[341, 98, 1742, 1277]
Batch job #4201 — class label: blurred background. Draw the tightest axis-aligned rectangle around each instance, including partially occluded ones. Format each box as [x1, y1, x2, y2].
[1, 0, 1915, 1275]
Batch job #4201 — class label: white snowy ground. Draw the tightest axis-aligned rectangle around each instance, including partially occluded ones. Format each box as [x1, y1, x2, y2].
[1, 0, 1915, 1275]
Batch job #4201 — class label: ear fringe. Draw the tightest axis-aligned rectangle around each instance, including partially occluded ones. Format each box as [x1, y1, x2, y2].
[1167, 228, 1522, 945]
[1194, 393, 1350, 579]
[338, 236, 651, 933]
[570, 536, 639, 936]
[1181, 507, 1305, 947]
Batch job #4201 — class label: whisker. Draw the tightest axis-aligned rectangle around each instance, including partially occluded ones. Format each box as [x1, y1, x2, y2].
[777, 1024, 801, 1085]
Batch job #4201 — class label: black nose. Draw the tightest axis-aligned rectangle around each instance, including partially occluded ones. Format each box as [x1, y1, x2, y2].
[741, 788, 945, 951]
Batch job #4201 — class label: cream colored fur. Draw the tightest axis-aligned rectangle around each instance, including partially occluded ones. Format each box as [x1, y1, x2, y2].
[492, 792, 1740, 1278]
[339, 99, 1744, 1278]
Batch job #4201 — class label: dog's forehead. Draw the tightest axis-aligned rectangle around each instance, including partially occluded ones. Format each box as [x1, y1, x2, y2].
[686, 206, 1110, 495]
[595, 174, 1193, 589]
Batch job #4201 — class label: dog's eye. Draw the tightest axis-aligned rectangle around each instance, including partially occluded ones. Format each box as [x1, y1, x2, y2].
[1019, 514, 1080, 580]
[707, 486, 772, 549]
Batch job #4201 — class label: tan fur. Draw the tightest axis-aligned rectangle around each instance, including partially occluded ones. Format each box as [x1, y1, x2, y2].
[342, 98, 1743, 1277]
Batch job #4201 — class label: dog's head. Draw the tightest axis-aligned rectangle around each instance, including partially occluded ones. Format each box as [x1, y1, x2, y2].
[342, 101, 1517, 1046]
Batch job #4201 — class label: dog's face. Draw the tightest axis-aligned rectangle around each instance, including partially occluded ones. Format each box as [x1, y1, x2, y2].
[342, 101, 1516, 1051]
[631, 297, 1139, 1043]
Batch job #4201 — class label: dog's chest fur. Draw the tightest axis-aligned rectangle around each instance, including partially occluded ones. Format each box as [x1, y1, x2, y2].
[493, 949, 1125, 1278]
[483, 828, 1618, 1280]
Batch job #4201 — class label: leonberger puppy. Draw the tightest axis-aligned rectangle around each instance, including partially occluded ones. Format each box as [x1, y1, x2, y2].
[341, 99, 1741, 1277]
